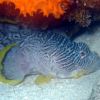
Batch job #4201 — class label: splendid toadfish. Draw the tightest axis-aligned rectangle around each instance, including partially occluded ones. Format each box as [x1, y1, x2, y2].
[0, 24, 100, 85]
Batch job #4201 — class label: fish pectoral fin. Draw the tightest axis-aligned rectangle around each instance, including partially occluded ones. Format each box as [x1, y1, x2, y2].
[0, 43, 16, 63]
[34, 75, 53, 85]
[0, 43, 21, 85]
[70, 69, 86, 79]
[0, 74, 22, 85]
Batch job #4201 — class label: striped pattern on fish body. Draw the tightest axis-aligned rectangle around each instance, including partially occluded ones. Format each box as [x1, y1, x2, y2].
[2, 27, 100, 81]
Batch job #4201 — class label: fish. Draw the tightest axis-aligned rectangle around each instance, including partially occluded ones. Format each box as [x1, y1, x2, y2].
[0, 23, 100, 85]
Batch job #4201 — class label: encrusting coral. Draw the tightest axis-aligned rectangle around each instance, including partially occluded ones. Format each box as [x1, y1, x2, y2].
[0, 0, 99, 35]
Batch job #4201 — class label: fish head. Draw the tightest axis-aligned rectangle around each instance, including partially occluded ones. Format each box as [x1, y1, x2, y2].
[74, 42, 100, 74]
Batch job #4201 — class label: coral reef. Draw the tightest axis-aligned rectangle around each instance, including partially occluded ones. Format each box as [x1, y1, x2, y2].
[68, 0, 100, 26]
[0, 0, 99, 36]
[0, 0, 72, 18]
[0, 1, 73, 29]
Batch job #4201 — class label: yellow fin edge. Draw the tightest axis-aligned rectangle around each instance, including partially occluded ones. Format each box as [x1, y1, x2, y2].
[35, 75, 53, 85]
[70, 69, 87, 79]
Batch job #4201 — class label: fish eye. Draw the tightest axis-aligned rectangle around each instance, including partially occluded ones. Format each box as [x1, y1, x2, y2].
[80, 51, 86, 59]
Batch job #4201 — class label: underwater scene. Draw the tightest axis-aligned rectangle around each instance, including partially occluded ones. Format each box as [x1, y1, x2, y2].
[0, 0, 100, 100]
